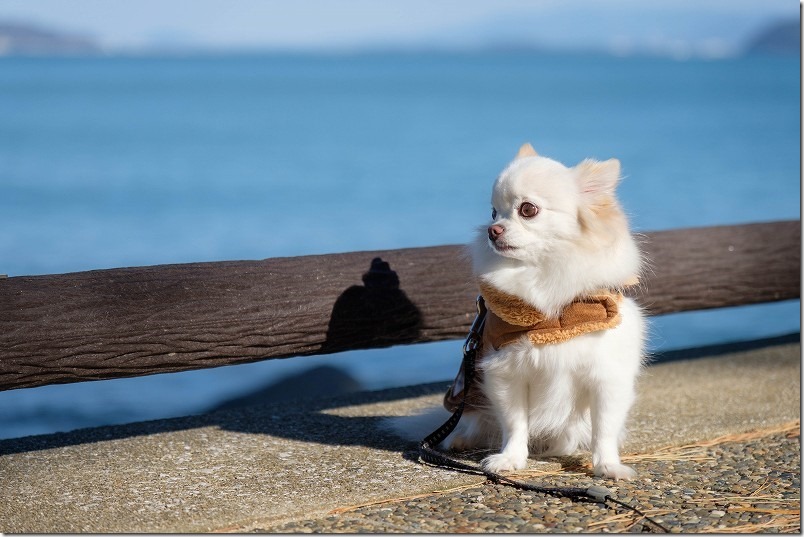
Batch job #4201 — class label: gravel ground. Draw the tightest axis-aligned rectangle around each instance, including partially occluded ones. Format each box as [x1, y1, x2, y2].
[260, 423, 800, 533]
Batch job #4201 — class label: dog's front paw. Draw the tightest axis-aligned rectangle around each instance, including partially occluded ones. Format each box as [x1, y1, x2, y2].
[594, 462, 636, 481]
[482, 452, 527, 473]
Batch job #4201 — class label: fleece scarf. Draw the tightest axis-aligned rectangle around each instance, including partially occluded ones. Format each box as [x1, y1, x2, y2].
[479, 281, 623, 350]
[443, 280, 629, 413]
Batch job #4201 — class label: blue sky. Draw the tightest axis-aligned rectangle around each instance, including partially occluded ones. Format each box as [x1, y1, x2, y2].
[0, 0, 798, 55]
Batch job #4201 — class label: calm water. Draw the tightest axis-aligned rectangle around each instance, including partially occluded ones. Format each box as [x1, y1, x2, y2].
[0, 52, 799, 439]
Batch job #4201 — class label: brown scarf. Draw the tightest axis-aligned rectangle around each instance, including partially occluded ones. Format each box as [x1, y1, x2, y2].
[479, 281, 623, 350]
[443, 281, 626, 413]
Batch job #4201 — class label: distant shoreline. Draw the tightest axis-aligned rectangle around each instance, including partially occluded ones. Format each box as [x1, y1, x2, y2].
[0, 47, 799, 62]
[0, 18, 798, 60]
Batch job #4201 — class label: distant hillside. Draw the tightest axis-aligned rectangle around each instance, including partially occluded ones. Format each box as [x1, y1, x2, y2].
[0, 21, 101, 56]
[745, 19, 800, 56]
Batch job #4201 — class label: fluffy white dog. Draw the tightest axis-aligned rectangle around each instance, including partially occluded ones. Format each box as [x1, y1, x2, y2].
[389, 144, 645, 481]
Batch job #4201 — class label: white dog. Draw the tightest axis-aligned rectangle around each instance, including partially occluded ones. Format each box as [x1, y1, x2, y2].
[389, 144, 645, 481]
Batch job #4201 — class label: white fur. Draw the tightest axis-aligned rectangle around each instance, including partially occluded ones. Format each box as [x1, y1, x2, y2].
[386, 150, 645, 481]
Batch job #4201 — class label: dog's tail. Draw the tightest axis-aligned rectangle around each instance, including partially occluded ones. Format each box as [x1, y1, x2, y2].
[381, 406, 454, 443]
[382, 405, 499, 452]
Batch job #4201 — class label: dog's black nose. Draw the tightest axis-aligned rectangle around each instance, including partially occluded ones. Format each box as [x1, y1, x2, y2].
[488, 224, 504, 241]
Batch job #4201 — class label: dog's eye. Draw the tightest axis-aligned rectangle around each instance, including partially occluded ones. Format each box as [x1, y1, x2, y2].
[518, 202, 538, 218]
[491, 208, 497, 220]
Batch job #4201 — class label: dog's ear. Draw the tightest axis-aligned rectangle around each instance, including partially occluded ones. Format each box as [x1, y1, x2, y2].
[515, 143, 538, 159]
[575, 158, 621, 202]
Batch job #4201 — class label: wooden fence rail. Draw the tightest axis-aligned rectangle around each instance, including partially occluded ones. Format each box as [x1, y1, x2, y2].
[0, 220, 799, 392]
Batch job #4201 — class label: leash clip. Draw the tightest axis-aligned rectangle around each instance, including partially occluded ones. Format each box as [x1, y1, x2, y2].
[463, 295, 487, 354]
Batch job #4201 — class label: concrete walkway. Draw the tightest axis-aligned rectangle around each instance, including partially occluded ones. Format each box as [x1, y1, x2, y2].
[0, 341, 799, 533]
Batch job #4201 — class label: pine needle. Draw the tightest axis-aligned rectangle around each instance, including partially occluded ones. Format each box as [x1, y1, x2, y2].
[698, 515, 800, 534]
[674, 420, 800, 450]
[622, 420, 800, 464]
[587, 508, 672, 531]
[728, 507, 801, 515]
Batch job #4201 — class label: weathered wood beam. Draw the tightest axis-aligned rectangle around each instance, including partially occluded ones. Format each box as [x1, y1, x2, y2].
[630, 220, 800, 314]
[0, 220, 799, 391]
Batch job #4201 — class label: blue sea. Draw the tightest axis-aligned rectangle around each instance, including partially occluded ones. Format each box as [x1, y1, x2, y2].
[0, 52, 799, 440]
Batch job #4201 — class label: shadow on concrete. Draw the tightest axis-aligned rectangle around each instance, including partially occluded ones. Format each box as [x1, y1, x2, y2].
[210, 381, 447, 453]
[0, 380, 448, 456]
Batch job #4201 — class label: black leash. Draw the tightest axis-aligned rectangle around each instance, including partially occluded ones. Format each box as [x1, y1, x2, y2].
[417, 295, 670, 533]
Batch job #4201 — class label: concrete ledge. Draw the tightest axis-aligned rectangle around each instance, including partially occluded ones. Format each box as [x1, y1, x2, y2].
[0, 342, 800, 533]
